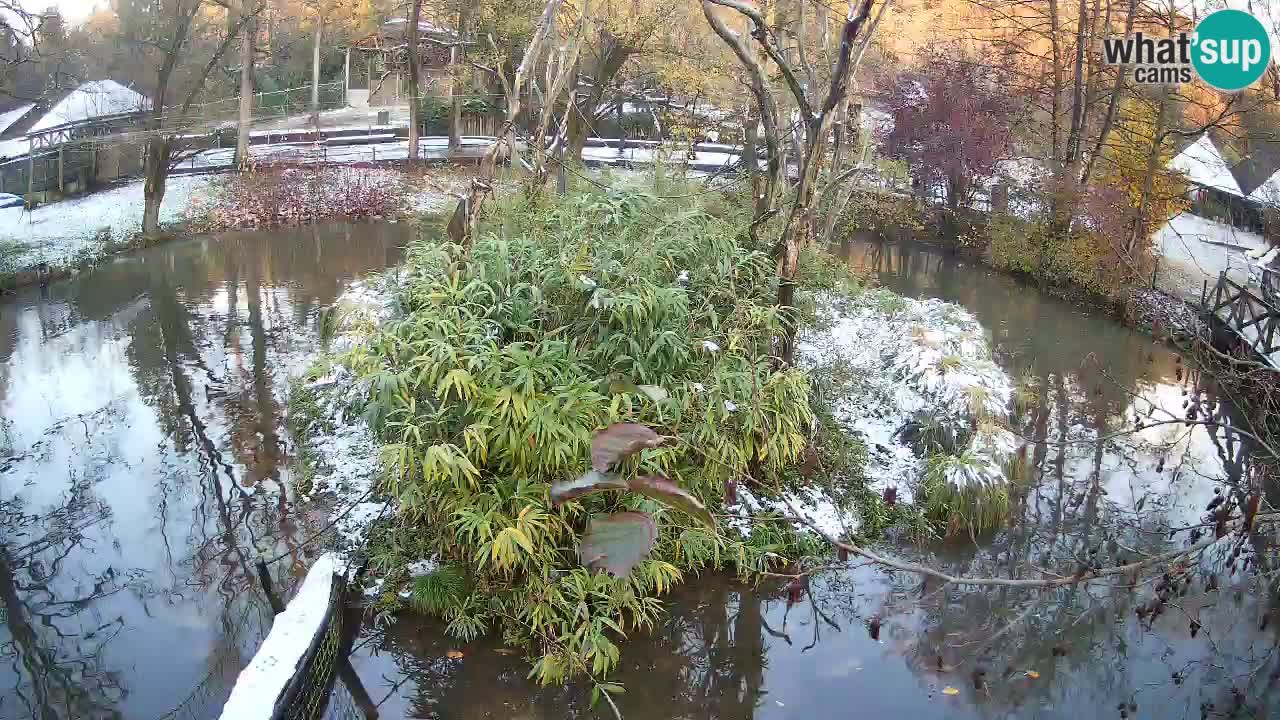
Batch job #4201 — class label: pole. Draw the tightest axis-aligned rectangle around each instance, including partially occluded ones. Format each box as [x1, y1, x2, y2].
[311, 14, 322, 135]
[255, 555, 286, 615]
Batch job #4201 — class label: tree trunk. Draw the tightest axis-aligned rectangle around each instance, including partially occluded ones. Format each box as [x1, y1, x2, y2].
[235, 0, 256, 169]
[1128, 87, 1171, 262]
[450, 0, 564, 248]
[311, 17, 322, 134]
[448, 3, 470, 153]
[407, 0, 422, 163]
[142, 136, 172, 235]
[742, 105, 761, 212]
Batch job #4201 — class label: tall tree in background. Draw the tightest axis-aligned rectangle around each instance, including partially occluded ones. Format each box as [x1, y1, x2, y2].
[310, 9, 322, 130]
[118, 0, 257, 233]
[407, 0, 423, 162]
[235, 0, 256, 167]
[702, 0, 885, 364]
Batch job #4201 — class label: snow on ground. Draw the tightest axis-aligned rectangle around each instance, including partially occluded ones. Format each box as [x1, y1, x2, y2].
[217, 553, 339, 720]
[1154, 212, 1270, 300]
[812, 292, 1016, 491]
[0, 174, 212, 272]
[738, 485, 853, 539]
[182, 136, 496, 171]
[294, 279, 396, 558]
[1, 166, 455, 275]
[767, 291, 1018, 534]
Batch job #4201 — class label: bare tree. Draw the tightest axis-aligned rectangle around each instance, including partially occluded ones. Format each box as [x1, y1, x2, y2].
[702, 0, 881, 364]
[407, 0, 424, 163]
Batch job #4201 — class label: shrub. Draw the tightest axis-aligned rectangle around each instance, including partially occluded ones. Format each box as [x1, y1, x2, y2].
[197, 166, 411, 230]
[346, 184, 845, 683]
[834, 187, 926, 240]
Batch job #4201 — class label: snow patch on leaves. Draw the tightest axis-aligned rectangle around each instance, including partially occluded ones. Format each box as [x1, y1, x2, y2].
[801, 290, 1018, 497]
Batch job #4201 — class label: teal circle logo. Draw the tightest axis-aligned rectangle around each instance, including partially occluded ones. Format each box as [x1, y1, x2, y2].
[1192, 9, 1271, 92]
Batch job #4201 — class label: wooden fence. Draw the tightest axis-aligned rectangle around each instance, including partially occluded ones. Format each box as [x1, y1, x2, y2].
[1204, 270, 1280, 365]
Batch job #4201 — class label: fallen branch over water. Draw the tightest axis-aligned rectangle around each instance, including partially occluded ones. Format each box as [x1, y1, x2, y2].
[781, 497, 1247, 589]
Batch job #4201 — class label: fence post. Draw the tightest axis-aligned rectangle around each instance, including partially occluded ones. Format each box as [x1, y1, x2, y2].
[26, 153, 34, 199]
[57, 146, 64, 194]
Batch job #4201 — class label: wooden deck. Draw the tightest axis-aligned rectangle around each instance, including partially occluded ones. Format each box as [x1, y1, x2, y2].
[1202, 269, 1280, 367]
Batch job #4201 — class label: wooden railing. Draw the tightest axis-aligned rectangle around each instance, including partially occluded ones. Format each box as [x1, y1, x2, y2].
[1206, 271, 1280, 364]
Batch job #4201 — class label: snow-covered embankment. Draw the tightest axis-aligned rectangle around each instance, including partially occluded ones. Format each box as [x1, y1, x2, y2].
[745, 289, 1019, 536]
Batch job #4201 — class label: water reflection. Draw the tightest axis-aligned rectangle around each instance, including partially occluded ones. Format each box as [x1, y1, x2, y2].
[357, 235, 1279, 719]
[0, 222, 409, 719]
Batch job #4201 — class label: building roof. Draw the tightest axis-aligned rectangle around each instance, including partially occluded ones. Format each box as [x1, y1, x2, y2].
[27, 80, 150, 133]
[1169, 133, 1245, 197]
[0, 104, 36, 137]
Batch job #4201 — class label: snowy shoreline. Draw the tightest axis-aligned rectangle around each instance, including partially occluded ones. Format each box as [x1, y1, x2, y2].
[0, 166, 455, 286]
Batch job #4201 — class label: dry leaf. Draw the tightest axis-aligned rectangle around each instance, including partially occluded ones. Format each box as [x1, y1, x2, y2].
[1025, 670, 1040, 679]
[446, 650, 464, 659]
[942, 686, 960, 696]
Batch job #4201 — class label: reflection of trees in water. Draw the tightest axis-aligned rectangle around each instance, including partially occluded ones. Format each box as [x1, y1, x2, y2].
[823, 237, 1280, 715]
[0, 222, 410, 718]
[0, 480, 129, 719]
[370, 577, 770, 719]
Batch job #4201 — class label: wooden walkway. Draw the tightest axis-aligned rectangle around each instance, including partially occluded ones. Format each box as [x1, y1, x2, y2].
[1202, 269, 1280, 368]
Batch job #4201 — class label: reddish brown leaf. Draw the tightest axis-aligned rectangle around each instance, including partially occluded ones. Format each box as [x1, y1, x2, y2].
[590, 423, 663, 472]
[626, 474, 715, 529]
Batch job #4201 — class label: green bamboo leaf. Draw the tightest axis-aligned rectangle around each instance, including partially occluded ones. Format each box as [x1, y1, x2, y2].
[579, 512, 658, 577]
[627, 474, 715, 529]
[636, 385, 669, 403]
[549, 470, 628, 506]
[591, 423, 663, 472]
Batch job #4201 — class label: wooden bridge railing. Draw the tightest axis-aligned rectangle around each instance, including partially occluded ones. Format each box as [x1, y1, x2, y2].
[1206, 270, 1280, 364]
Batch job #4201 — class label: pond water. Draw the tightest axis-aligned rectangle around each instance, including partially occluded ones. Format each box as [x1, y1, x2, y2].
[0, 222, 409, 720]
[3, 228, 1275, 720]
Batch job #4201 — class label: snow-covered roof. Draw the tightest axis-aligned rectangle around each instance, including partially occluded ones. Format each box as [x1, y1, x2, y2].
[0, 137, 26, 162]
[0, 104, 35, 135]
[28, 80, 150, 133]
[1169, 134, 1244, 197]
[1247, 168, 1280, 206]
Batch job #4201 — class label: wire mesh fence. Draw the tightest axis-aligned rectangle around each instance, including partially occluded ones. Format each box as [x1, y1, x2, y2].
[181, 82, 348, 132]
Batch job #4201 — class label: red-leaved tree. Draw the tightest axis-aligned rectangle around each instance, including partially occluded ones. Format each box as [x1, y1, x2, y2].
[882, 48, 1016, 212]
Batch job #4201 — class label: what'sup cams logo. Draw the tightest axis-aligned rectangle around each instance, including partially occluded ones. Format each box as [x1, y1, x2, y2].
[1103, 9, 1272, 91]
